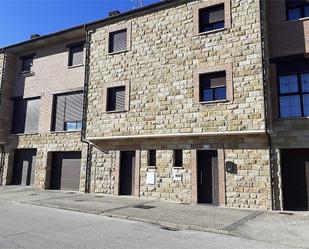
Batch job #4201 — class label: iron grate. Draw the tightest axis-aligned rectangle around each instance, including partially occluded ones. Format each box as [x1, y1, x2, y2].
[133, 204, 155, 210]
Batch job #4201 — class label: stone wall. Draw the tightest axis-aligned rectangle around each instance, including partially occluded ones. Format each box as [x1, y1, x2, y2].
[86, 0, 266, 139]
[3, 132, 87, 191]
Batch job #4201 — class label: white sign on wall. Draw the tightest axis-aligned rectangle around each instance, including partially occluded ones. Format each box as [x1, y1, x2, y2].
[146, 172, 156, 185]
[173, 172, 182, 181]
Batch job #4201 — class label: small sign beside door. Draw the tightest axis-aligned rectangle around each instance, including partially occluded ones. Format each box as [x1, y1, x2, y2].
[146, 172, 156, 185]
[173, 172, 182, 181]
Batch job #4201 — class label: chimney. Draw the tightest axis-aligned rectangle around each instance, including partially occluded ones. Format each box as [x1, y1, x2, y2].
[30, 34, 40, 39]
[108, 10, 120, 17]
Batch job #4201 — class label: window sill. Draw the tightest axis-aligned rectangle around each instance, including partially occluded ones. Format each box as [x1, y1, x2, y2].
[10, 132, 38, 136]
[287, 16, 309, 23]
[50, 130, 81, 134]
[19, 71, 35, 77]
[68, 64, 84, 69]
[108, 49, 128, 55]
[106, 110, 127, 114]
[194, 28, 226, 37]
[173, 167, 184, 169]
[147, 166, 157, 169]
[197, 99, 229, 105]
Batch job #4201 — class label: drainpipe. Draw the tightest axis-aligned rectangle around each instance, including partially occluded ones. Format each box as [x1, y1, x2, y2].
[0, 145, 4, 186]
[81, 24, 92, 194]
[259, 0, 274, 210]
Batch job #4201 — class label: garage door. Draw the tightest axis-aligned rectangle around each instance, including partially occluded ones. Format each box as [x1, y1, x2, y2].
[281, 149, 309, 211]
[12, 149, 37, 186]
[50, 152, 81, 191]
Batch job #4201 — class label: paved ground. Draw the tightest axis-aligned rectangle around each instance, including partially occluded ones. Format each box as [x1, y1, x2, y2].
[0, 186, 308, 249]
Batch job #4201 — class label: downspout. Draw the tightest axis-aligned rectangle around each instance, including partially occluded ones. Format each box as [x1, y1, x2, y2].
[0, 145, 4, 186]
[0, 49, 6, 185]
[81, 24, 92, 194]
[259, 0, 274, 210]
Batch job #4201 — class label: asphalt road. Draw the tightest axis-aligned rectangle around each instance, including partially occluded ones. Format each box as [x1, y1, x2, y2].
[0, 201, 294, 249]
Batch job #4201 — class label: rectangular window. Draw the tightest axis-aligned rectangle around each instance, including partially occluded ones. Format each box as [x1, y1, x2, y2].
[278, 71, 309, 118]
[199, 4, 224, 33]
[109, 29, 127, 53]
[52, 91, 83, 131]
[147, 150, 156, 167]
[21, 56, 33, 72]
[199, 71, 226, 102]
[286, 0, 309, 21]
[11, 97, 40, 134]
[107, 86, 126, 111]
[68, 44, 84, 66]
[174, 150, 183, 168]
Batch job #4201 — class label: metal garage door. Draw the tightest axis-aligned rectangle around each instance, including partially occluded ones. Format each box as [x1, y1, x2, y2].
[12, 149, 37, 186]
[50, 152, 81, 191]
[281, 149, 309, 211]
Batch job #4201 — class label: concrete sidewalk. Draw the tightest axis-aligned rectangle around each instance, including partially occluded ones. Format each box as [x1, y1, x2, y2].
[1, 186, 309, 248]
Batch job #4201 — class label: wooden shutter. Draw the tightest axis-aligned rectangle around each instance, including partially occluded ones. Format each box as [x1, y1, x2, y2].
[54, 95, 66, 131]
[109, 29, 127, 53]
[115, 87, 125, 111]
[24, 98, 40, 133]
[70, 46, 84, 66]
[65, 92, 83, 122]
[210, 72, 226, 88]
[208, 5, 224, 24]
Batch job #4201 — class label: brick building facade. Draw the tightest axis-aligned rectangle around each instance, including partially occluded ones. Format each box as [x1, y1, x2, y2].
[0, 0, 308, 211]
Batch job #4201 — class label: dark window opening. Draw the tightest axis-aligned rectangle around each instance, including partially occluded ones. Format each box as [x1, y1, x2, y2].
[147, 150, 156, 167]
[286, 0, 309, 20]
[68, 45, 84, 66]
[11, 97, 40, 134]
[109, 29, 127, 53]
[199, 4, 224, 33]
[199, 71, 226, 102]
[174, 150, 183, 167]
[107, 86, 126, 112]
[21, 56, 33, 72]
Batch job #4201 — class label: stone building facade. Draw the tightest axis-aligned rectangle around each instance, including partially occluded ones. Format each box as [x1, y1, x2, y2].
[0, 0, 308, 211]
[85, 0, 272, 209]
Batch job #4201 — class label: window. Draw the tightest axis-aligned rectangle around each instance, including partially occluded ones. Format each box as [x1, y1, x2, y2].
[52, 91, 83, 131]
[286, 0, 309, 21]
[278, 74, 309, 118]
[107, 86, 126, 111]
[11, 97, 40, 134]
[21, 56, 34, 72]
[174, 150, 183, 168]
[199, 71, 226, 102]
[199, 4, 224, 33]
[68, 44, 84, 67]
[109, 29, 127, 53]
[147, 150, 156, 167]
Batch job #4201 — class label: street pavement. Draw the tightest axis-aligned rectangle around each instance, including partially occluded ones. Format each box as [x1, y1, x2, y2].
[0, 186, 308, 249]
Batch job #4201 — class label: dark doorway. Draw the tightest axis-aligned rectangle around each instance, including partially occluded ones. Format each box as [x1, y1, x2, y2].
[281, 149, 309, 211]
[197, 150, 219, 204]
[50, 152, 81, 191]
[12, 149, 37, 186]
[119, 151, 136, 195]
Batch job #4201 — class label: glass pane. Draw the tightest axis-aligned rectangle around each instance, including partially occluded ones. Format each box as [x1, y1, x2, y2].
[214, 21, 224, 30]
[304, 5, 309, 17]
[303, 94, 309, 116]
[279, 75, 298, 94]
[301, 73, 309, 92]
[279, 95, 302, 118]
[288, 8, 301, 20]
[214, 87, 226, 100]
[66, 122, 77, 131]
[76, 121, 82, 130]
[202, 89, 214, 101]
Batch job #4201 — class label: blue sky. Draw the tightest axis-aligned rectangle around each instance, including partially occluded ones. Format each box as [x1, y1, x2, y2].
[0, 0, 160, 48]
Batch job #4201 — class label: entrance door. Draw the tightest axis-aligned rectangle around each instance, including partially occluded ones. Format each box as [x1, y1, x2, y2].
[281, 149, 309, 211]
[119, 151, 136, 195]
[12, 149, 37, 186]
[50, 152, 81, 191]
[197, 150, 219, 204]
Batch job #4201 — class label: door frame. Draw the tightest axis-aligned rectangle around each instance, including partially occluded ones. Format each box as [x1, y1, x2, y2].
[115, 150, 140, 197]
[192, 148, 226, 206]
